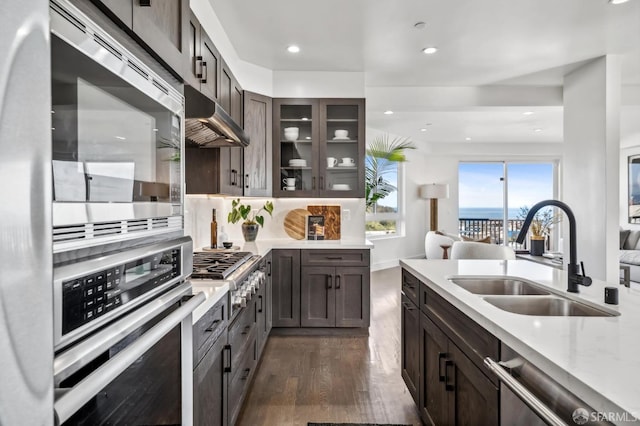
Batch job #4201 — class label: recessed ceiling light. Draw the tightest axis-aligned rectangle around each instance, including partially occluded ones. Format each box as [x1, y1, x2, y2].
[287, 45, 300, 53]
[115, 136, 126, 140]
[384, 110, 394, 115]
[422, 47, 438, 55]
[420, 128, 427, 132]
[465, 137, 472, 141]
[609, 0, 630, 4]
[523, 111, 534, 116]
[414, 22, 426, 30]
[534, 128, 543, 132]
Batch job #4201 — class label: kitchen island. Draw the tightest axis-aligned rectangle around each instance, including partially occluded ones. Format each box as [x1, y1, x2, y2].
[400, 258, 640, 422]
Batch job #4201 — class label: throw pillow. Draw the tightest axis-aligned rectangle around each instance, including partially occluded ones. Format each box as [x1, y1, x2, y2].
[620, 229, 631, 249]
[461, 235, 492, 244]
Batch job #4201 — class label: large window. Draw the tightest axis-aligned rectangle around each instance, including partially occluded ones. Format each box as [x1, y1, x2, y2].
[458, 161, 557, 249]
[366, 160, 402, 238]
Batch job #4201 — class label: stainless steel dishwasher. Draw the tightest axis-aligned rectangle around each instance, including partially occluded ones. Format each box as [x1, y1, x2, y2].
[484, 343, 615, 426]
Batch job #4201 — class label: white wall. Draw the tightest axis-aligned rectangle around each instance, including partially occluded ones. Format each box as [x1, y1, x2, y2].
[563, 56, 621, 283]
[272, 71, 365, 98]
[185, 195, 365, 250]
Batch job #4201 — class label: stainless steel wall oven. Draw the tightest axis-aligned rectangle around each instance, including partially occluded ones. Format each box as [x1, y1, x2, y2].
[51, 0, 185, 253]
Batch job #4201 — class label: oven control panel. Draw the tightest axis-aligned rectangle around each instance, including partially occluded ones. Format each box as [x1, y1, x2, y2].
[62, 248, 181, 335]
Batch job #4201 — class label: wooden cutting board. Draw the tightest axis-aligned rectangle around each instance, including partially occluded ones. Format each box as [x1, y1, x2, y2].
[307, 205, 341, 240]
[283, 209, 311, 240]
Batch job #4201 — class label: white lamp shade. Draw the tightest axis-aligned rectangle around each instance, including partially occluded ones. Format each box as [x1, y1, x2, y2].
[420, 183, 449, 199]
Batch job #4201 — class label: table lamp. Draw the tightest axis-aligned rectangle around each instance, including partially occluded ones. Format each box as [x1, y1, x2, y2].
[420, 183, 449, 231]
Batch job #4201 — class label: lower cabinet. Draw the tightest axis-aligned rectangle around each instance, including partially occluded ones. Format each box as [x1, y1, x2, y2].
[300, 266, 370, 327]
[256, 252, 272, 354]
[401, 293, 420, 405]
[402, 269, 500, 425]
[194, 333, 229, 426]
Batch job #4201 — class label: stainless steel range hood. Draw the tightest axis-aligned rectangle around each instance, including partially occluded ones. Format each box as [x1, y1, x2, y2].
[184, 85, 249, 148]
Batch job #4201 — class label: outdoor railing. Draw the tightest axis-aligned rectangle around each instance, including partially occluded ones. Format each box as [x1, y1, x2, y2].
[458, 218, 529, 251]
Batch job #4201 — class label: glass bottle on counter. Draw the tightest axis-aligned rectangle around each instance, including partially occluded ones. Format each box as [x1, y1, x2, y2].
[218, 226, 229, 247]
[210, 209, 218, 248]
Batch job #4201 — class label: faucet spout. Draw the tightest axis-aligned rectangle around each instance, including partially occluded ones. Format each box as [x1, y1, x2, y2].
[515, 199, 591, 293]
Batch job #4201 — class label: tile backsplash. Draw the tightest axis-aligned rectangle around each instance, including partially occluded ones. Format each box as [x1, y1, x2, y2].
[185, 195, 365, 250]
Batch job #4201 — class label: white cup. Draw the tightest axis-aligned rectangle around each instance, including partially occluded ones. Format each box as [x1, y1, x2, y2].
[341, 157, 354, 165]
[334, 129, 348, 139]
[327, 157, 338, 168]
[282, 186, 296, 191]
[282, 177, 296, 186]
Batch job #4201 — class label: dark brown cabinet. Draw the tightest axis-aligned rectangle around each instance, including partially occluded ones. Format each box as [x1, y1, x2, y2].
[300, 266, 370, 328]
[243, 91, 273, 197]
[218, 147, 244, 196]
[186, 11, 221, 103]
[402, 269, 500, 426]
[90, 0, 188, 78]
[271, 249, 301, 327]
[273, 98, 365, 198]
[401, 293, 420, 406]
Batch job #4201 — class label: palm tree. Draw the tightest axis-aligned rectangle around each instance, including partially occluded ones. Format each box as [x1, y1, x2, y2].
[365, 134, 416, 211]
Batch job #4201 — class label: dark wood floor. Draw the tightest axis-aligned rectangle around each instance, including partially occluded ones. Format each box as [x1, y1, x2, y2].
[237, 267, 422, 426]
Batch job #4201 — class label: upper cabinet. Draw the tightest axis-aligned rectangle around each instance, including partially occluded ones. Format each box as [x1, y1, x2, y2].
[186, 11, 221, 103]
[273, 98, 365, 198]
[90, 0, 189, 78]
[243, 91, 273, 197]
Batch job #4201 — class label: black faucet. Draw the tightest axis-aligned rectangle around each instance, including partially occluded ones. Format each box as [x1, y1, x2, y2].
[516, 199, 592, 293]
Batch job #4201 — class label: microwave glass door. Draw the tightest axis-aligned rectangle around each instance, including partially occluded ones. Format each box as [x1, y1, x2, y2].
[51, 34, 181, 206]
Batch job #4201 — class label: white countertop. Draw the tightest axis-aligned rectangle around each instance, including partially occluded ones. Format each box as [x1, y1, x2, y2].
[399, 258, 640, 419]
[190, 279, 229, 323]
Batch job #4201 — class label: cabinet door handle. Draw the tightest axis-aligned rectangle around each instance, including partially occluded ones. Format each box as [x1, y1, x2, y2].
[327, 274, 332, 289]
[200, 61, 208, 84]
[319, 176, 324, 190]
[258, 295, 263, 313]
[204, 318, 220, 332]
[139, 0, 151, 6]
[245, 173, 249, 189]
[312, 176, 316, 190]
[267, 261, 272, 276]
[445, 359, 455, 391]
[438, 352, 447, 382]
[223, 344, 232, 373]
[195, 55, 204, 79]
[231, 169, 237, 186]
[335, 275, 341, 289]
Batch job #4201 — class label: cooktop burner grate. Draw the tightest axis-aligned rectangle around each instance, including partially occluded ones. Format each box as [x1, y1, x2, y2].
[191, 251, 254, 279]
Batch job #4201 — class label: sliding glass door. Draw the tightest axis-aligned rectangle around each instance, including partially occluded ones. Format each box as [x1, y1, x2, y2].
[459, 161, 556, 250]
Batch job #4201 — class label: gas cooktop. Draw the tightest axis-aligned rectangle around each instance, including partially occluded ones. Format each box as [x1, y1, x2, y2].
[191, 251, 255, 280]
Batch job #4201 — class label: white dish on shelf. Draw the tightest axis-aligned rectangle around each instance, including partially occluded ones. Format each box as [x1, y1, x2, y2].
[331, 184, 351, 190]
[288, 159, 307, 167]
[332, 136, 351, 140]
[338, 163, 355, 167]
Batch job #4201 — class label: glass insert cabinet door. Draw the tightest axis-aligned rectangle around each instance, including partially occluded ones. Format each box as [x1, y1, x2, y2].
[273, 98, 365, 198]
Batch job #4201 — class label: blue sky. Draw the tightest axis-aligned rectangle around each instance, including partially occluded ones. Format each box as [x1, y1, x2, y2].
[459, 162, 554, 209]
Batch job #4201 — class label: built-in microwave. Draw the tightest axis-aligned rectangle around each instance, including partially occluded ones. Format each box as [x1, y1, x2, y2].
[50, 0, 185, 253]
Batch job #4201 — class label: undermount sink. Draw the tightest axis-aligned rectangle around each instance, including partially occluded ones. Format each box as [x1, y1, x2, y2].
[483, 296, 619, 317]
[449, 277, 551, 296]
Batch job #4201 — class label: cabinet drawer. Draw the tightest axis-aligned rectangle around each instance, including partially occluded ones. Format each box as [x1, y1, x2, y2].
[228, 338, 257, 425]
[423, 285, 499, 384]
[193, 295, 227, 366]
[402, 269, 420, 306]
[301, 249, 369, 267]
[228, 305, 256, 368]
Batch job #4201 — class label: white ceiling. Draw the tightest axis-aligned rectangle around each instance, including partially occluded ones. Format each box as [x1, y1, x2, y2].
[209, 0, 640, 147]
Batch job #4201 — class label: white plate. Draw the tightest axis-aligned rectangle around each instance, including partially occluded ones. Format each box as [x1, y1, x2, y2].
[338, 163, 355, 167]
[332, 137, 351, 140]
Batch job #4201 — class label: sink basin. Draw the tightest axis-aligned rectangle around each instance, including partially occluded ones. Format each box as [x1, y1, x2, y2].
[483, 296, 619, 317]
[449, 278, 551, 296]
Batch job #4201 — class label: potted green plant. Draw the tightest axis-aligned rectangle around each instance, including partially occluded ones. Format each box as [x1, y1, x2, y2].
[517, 206, 561, 256]
[227, 199, 274, 242]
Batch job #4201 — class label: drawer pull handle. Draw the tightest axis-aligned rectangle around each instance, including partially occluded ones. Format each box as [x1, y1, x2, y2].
[326, 256, 343, 260]
[401, 302, 415, 311]
[241, 368, 251, 381]
[258, 295, 263, 313]
[438, 352, 447, 382]
[327, 274, 332, 289]
[204, 318, 220, 332]
[223, 344, 232, 373]
[267, 260, 272, 276]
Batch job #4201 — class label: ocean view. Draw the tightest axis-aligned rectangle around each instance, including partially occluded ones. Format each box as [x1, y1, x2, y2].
[459, 207, 522, 220]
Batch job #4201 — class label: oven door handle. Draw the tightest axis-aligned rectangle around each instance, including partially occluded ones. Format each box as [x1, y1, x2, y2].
[53, 292, 205, 425]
